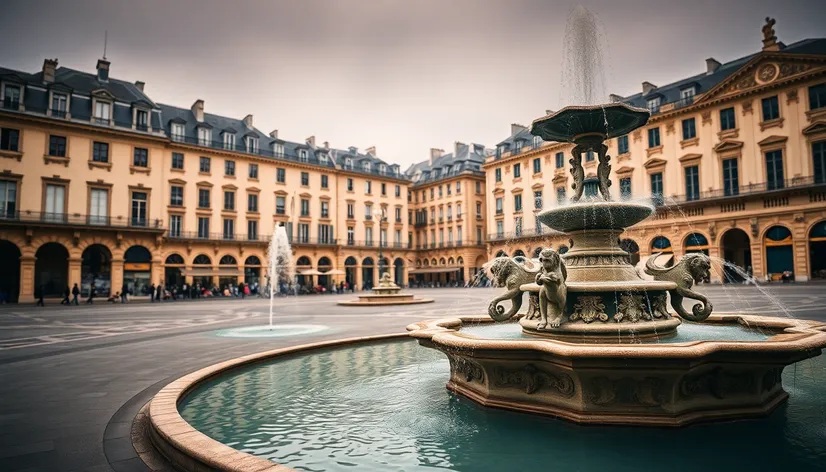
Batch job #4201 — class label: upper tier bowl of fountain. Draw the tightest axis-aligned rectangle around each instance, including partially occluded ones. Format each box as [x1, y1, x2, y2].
[530, 102, 650, 142]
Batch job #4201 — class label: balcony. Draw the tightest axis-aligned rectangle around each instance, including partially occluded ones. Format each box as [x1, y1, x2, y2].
[50, 109, 67, 119]
[92, 116, 109, 126]
[662, 175, 825, 206]
[0, 211, 164, 232]
[487, 226, 562, 242]
[167, 231, 268, 243]
[346, 240, 377, 248]
[293, 237, 338, 246]
[2, 98, 19, 110]
[136, 123, 149, 132]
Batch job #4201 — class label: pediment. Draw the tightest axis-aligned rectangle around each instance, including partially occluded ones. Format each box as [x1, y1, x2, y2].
[615, 166, 635, 176]
[679, 153, 703, 163]
[713, 139, 744, 153]
[299, 192, 312, 198]
[274, 190, 288, 196]
[511, 187, 523, 194]
[132, 99, 153, 109]
[169, 117, 186, 124]
[696, 54, 826, 105]
[246, 186, 260, 193]
[643, 157, 668, 169]
[195, 122, 213, 129]
[492, 187, 505, 195]
[757, 135, 788, 147]
[222, 127, 237, 134]
[90, 88, 115, 100]
[168, 178, 187, 185]
[222, 184, 238, 190]
[803, 121, 826, 136]
[531, 182, 544, 190]
[551, 173, 568, 184]
[196, 181, 213, 188]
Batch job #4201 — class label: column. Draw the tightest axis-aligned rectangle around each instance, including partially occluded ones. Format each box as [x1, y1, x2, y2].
[111, 258, 124, 294]
[750, 241, 764, 281]
[463, 264, 471, 284]
[68, 257, 82, 291]
[403, 264, 410, 288]
[184, 266, 194, 285]
[708, 246, 722, 284]
[19, 255, 35, 303]
[151, 257, 164, 286]
[355, 264, 363, 291]
[793, 220, 809, 282]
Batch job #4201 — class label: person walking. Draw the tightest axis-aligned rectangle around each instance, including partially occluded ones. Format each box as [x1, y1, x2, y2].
[35, 284, 45, 307]
[239, 282, 246, 299]
[86, 283, 96, 304]
[71, 283, 80, 305]
[149, 283, 156, 302]
[182, 282, 188, 299]
[121, 283, 128, 303]
[155, 283, 163, 302]
[60, 285, 71, 305]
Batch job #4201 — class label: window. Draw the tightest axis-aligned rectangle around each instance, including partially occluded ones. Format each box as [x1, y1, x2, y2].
[301, 199, 310, 217]
[321, 201, 329, 218]
[198, 217, 210, 238]
[92, 142, 109, 163]
[276, 168, 286, 183]
[533, 136, 541, 148]
[513, 163, 521, 178]
[618, 135, 629, 154]
[319, 153, 328, 165]
[650, 172, 663, 205]
[170, 186, 183, 206]
[362, 160, 371, 172]
[51, 93, 67, 117]
[247, 194, 258, 212]
[344, 157, 353, 169]
[395, 229, 402, 245]
[619, 177, 632, 199]
[476, 201, 482, 217]
[647, 128, 660, 148]
[319, 224, 333, 244]
[347, 227, 355, 245]
[198, 188, 210, 208]
[381, 183, 387, 196]
[457, 204, 462, 218]
[812, 141, 826, 185]
[0, 128, 20, 152]
[0, 180, 17, 217]
[762, 96, 780, 121]
[273, 142, 284, 157]
[298, 149, 308, 162]
[515, 216, 523, 236]
[495, 197, 503, 214]
[276, 196, 286, 215]
[430, 208, 435, 222]
[584, 180, 598, 197]
[765, 150, 784, 190]
[49, 135, 67, 157]
[248, 164, 258, 179]
[556, 187, 566, 203]
[810, 83, 826, 110]
[447, 206, 452, 219]
[43, 183, 66, 222]
[301, 172, 309, 186]
[94, 101, 110, 123]
[198, 127, 211, 146]
[682, 118, 696, 140]
[366, 227, 374, 245]
[495, 168, 502, 182]
[647, 97, 661, 113]
[382, 228, 388, 247]
[88, 188, 108, 225]
[298, 223, 310, 243]
[223, 191, 235, 211]
[430, 188, 434, 199]
[680, 87, 695, 106]
[366, 181, 372, 194]
[171, 152, 184, 169]
[496, 221, 504, 238]
[171, 123, 185, 142]
[395, 185, 401, 197]
[685, 165, 700, 201]
[321, 175, 328, 188]
[395, 207, 402, 222]
[223, 133, 235, 150]
[199, 156, 210, 173]
[169, 215, 182, 237]
[586, 151, 595, 162]
[136, 110, 148, 130]
[447, 185, 452, 195]
[533, 158, 541, 174]
[723, 158, 739, 196]
[347, 178, 354, 191]
[130, 191, 147, 226]
[477, 226, 483, 244]
[247, 220, 258, 240]
[495, 146, 503, 159]
[439, 185, 443, 197]
[514, 140, 524, 154]
[514, 194, 523, 212]
[555, 152, 564, 169]
[439, 207, 444, 220]
[245, 136, 258, 153]
[3, 85, 20, 109]
[534, 190, 543, 209]
[223, 219, 235, 239]
[347, 203, 354, 219]
[225, 160, 235, 176]
[476, 181, 481, 194]
[457, 181, 461, 193]
[720, 107, 736, 131]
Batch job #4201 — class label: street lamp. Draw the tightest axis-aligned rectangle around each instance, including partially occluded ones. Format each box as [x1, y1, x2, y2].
[373, 207, 386, 284]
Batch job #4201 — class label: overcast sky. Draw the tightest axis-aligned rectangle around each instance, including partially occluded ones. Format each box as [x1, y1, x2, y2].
[2, 0, 824, 167]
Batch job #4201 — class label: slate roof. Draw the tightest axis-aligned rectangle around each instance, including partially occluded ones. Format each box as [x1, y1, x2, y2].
[406, 143, 487, 185]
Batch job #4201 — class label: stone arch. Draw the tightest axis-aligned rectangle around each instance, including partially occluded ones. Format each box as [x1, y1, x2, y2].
[423, 259, 430, 266]
[123, 245, 153, 295]
[439, 257, 446, 265]
[763, 225, 794, 279]
[219, 255, 237, 265]
[165, 254, 185, 265]
[495, 250, 508, 257]
[720, 228, 751, 283]
[81, 243, 113, 297]
[77, 236, 115, 256]
[245, 256, 261, 266]
[415, 258, 422, 267]
[808, 220, 826, 279]
[0, 239, 22, 303]
[35, 241, 69, 297]
[393, 257, 404, 285]
[650, 236, 673, 253]
[457, 256, 464, 265]
[448, 257, 455, 265]
[296, 256, 313, 267]
[344, 256, 358, 266]
[28, 234, 73, 258]
[193, 254, 212, 265]
[683, 232, 710, 254]
[513, 249, 526, 258]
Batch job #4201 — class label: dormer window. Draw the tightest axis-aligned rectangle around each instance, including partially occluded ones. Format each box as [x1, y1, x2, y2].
[93, 101, 111, 125]
[135, 110, 149, 131]
[445, 165, 452, 175]
[2, 85, 20, 109]
[434, 169, 441, 178]
[414, 171, 422, 181]
[51, 93, 68, 118]
[245, 136, 258, 153]
[533, 136, 541, 148]
[171, 123, 185, 142]
[272, 142, 284, 157]
[319, 153, 328, 164]
[362, 161, 371, 172]
[379, 164, 386, 174]
[344, 157, 353, 169]
[514, 140, 524, 153]
[680, 87, 695, 106]
[223, 133, 235, 150]
[198, 127, 211, 146]
[298, 149, 308, 162]
[647, 97, 661, 113]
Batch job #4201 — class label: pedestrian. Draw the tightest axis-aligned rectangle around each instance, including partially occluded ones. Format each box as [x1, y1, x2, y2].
[35, 284, 45, 307]
[239, 282, 246, 299]
[182, 282, 188, 299]
[155, 283, 163, 302]
[150, 283, 156, 302]
[86, 283, 96, 304]
[60, 285, 71, 305]
[121, 283, 128, 303]
[71, 283, 80, 305]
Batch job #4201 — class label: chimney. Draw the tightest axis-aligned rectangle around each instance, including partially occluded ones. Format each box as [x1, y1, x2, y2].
[366, 146, 376, 156]
[609, 94, 624, 103]
[429, 148, 443, 164]
[323, 141, 329, 149]
[348, 146, 358, 154]
[96, 58, 110, 82]
[42, 58, 57, 84]
[642, 82, 657, 95]
[705, 58, 721, 75]
[134, 81, 145, 92]
[510, 123, 527, 135]
[454, 141, 465, 156]
[243, 114, 253, 128]
[269, 129, 278, 139]
[191, 99, 204, 122]
[545, 109, 553, 115]
[306, 135, 315, 146]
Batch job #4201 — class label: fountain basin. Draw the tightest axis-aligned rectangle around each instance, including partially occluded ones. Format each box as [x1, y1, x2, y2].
[530, 102, 650, 143]
[338, 291, 434, 306]
[537, 201, 654, 233]
[407, 314, 826, 427]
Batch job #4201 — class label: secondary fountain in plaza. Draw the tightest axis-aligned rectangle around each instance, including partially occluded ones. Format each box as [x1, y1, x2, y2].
[338, 271, 434, 306]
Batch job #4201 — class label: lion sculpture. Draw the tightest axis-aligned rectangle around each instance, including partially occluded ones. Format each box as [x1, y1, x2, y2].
[644, 252, 713, 321]
[483, 257, 539, 321]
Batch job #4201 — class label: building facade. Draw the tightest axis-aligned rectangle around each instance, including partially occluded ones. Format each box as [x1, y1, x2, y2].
[484, 25, 826, 283]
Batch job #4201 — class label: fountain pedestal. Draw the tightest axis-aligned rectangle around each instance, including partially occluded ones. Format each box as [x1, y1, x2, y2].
[338, 272, 433, 306]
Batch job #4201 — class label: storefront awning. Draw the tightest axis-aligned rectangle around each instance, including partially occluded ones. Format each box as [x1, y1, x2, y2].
[296, 269, 324, 276]
[409, 266, 462, 274]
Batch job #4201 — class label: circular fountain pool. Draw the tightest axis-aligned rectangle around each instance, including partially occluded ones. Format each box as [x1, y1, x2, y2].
[173, 337, 826, 471]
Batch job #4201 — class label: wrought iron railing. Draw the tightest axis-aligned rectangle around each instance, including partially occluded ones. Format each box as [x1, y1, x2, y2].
[0, 211, 164, 229]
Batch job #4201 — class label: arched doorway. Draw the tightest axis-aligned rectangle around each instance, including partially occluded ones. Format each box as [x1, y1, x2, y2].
[82, 244, 112, 297]
[683, 233, 709, 255]
[619, 239, 640, 265]
[764, 226, 794, 281]
[810, 221, 826, 279]
[164, 254, 185, 289]
[361, 257, 374, 289]
[457, 256, 465, 285]
[244, 256, 262, 289]
[317, 256, 332, 288]
[124, 245, 152, 296]
[296, 256, 312, 288]
[721, 228, 751, 283]
[344, 257, 357, 287]
[35, 242, 68, 298]
[0, 240, 21, 303]
[192, 254, 213, 289]
[393, 258, 404, 286]
[219, 255, 239, 289]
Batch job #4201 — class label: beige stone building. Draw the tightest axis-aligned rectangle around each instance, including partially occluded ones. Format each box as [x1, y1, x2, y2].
[485, 25, 826, 282]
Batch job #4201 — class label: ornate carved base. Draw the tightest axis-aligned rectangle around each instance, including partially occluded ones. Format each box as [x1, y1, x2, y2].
[520, 316, 680, 342]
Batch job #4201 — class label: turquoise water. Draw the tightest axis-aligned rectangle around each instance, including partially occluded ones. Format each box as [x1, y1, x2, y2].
[460, 321, 773, 343]
[180, 340, 826, 472]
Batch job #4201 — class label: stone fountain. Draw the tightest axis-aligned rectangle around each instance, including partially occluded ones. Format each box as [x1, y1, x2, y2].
[408, 103, 826, 426]
[338, 272, 433, 306]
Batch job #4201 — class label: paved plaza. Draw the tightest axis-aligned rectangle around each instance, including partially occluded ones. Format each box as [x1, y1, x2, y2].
[1, 285, 825, 471]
